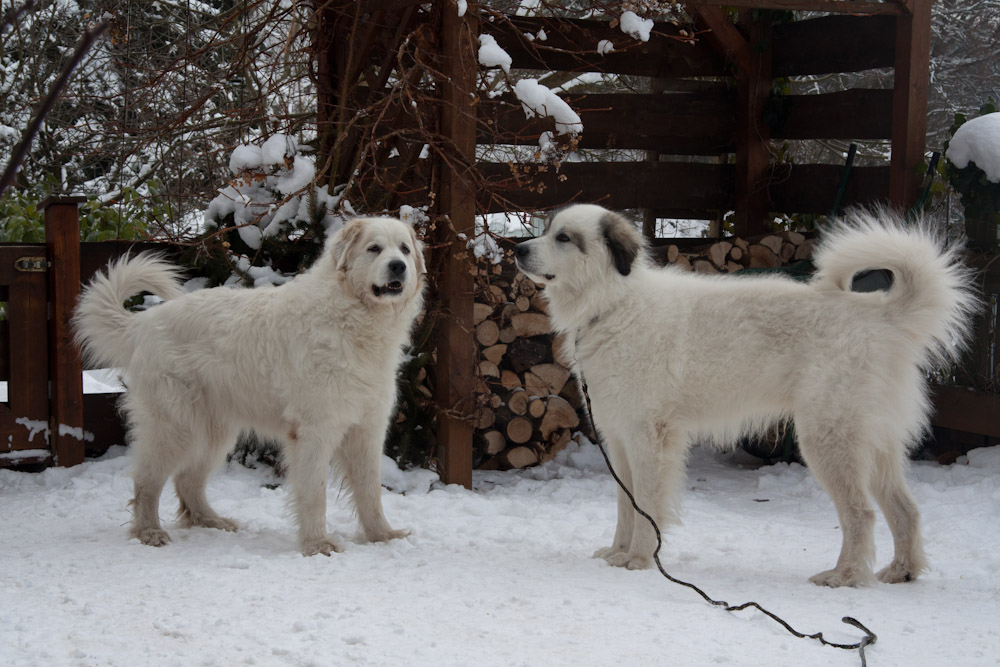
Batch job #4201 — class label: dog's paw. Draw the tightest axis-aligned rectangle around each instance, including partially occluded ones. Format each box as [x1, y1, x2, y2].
[200, 516, 239, 532]
[367, 528, 410, 543]
[876, 561, 919, 584]
[808, 567, 872, 588]
[184, 514, 239, 532]
[593, 545, 626, 560]
[606, 552, 653, 570]
[135, 528, 172, 547]
[301, 537, 344, 557]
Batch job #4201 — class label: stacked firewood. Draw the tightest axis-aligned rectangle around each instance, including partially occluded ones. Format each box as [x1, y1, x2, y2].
[473, 266, 584, 470]
[653, 231, 814, 273]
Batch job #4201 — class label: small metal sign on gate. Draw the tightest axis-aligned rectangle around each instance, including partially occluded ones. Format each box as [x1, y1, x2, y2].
[13, 257, 49, 272]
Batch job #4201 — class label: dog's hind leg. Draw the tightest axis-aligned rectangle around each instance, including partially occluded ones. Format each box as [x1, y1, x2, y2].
[175, 425, 239, 533]
[871, 448, 926, 583]
[796, 418, 877, 587]
[129, 419, 186, 547]
[335, 423, 408, 544]
[606, 423, 687, 571]
[593, 436, 636, 562]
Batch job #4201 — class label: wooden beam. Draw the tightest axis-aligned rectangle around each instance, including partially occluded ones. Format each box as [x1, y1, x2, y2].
[733, 11, 772, 237]
[687, 6, 751, 73]
[932, 385, 1000, 438]
[433, 0, 477, 489]
[684, 0, 907, 14]
[772, 15, 896, 77]
[490, 16, 724, 78]
[476, 161, 734, 214]
[888, 0, 932, 210]
[42, 195, 86, 467]
[770, 89, 895, 140]
[480, 89, 737, 155]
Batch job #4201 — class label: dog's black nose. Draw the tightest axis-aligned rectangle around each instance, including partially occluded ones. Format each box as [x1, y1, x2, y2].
[388, 259, 407, 278]
[515, 244, 530, 258]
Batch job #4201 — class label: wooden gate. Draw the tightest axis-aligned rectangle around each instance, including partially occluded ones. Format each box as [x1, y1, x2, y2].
[0, 197, 86, 468]
[0, 245, 50, 466]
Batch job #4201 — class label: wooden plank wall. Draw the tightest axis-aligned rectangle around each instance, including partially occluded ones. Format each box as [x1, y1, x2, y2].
[478, 12, 900, 232]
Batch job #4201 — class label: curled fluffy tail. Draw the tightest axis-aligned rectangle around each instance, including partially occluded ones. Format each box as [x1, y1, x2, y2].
[73, 253, 186, 368]
[811, 207, 979, 369]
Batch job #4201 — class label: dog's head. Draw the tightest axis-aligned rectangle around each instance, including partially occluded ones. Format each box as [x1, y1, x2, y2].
[330, 216, 426, 306]
[514, 204, 646, 292]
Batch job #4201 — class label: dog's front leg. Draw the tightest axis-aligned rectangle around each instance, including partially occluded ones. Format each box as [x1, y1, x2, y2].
[336, 423, 409, 543]
[593, 437, 635, 561]
[607, 428, 687, 571]
[284, 426, 343, 556]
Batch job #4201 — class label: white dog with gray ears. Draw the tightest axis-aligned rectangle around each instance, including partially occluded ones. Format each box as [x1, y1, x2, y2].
[515, 204, 976, 587]
[74, 216, 425, 556]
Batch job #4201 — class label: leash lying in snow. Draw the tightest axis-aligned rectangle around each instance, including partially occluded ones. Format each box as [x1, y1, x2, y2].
[577, 375, 878, 667]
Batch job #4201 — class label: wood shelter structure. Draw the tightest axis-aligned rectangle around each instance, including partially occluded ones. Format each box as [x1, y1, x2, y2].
[312, 0, 936, 486]
[7, 0, 980, 479]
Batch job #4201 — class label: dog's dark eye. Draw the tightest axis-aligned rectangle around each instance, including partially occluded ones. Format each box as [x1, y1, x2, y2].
[556, 232, 571, 243]
[400, 244, 410, 255]
[368, 245, 382, 254]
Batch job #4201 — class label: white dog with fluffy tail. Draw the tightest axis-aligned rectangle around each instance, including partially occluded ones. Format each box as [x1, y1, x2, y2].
[73, 217, 425, 556]
[515, 204, 976, 587]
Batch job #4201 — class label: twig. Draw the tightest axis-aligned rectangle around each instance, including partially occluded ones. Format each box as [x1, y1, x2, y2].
[0, 0, 34, 35]
[0, 20, 109, 197]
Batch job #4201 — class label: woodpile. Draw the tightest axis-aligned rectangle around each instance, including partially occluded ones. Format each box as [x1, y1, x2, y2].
[474, 267, 583, 470]
[655, 231, 814, 274]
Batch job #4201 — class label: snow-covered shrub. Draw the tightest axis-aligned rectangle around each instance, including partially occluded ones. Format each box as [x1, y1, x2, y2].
[199, 134, 351, 287]
[944, 101, 1000, 252]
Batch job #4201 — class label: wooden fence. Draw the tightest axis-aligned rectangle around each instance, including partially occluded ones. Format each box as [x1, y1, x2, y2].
[0, 197, 161, 468]
[474, 7, 928, 233]
[0, 198, 996, 470]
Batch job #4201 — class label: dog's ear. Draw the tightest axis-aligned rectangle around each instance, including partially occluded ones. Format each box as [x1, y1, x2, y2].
[406, 223, 427, 277]
[601, 211, 644, 276]
[332, 219, 366, 271]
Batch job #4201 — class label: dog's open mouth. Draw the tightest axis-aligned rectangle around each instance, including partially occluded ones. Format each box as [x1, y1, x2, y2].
[372, 281, 404, 297]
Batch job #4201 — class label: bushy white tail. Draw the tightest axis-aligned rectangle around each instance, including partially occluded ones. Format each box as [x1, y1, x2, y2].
[73, 253, 186, 368]
[811, 207, 979, 369]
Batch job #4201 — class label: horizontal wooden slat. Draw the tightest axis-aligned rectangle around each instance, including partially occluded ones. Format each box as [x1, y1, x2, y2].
[80, 241, 169, 284]
[479, 160, 892, 217]
[0, 319, 8, 382]
[772, 15, 896, 76]
[932, 385, 1000, 438]
[481, 90, 737, 154]
[0, 245, 47, 284]
[770, 89, 894, 140]
[489, 16, 725, 78]
[477, 160, 735, 214]
[489, 14, 895, 79]
[685, 0, 906, 14]
[769, 164, 891, 213]
[83, 392, 127, 458]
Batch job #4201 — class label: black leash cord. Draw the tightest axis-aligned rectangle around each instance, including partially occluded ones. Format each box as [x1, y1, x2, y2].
[579, 377, 877, 667]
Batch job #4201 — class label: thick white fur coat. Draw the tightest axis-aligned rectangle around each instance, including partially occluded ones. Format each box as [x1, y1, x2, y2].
[74, 217, 425, 555]
[516, 204, 976, 587]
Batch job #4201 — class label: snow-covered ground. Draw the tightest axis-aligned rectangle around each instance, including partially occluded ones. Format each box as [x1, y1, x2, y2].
[1, 441, 998, 666]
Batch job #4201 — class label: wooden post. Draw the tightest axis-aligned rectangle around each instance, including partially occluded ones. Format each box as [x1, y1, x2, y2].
[734, 10, 772, 237]
[889, 0, 932, 211]
[42, 195, 86, 467]
[434, 0, 477, 488]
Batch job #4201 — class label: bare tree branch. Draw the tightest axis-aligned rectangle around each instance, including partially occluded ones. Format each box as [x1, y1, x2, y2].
[0, 0, 34, 35]
[0, 20, 109, 197]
